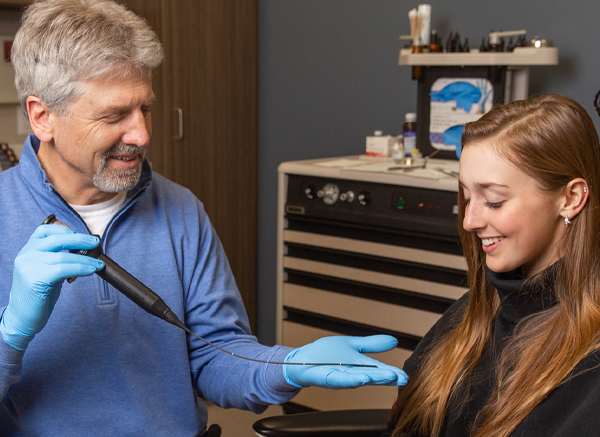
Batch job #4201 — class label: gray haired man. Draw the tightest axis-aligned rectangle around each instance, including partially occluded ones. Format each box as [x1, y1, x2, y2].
[0, 1, 406, 435]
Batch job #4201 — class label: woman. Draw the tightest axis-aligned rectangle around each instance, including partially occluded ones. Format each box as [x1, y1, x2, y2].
[388, 94, 600, 437]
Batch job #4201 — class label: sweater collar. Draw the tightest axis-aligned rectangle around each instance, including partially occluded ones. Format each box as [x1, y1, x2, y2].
[486, 265, 557, 324]
[18, 133, 153, 204]
[19, 134, 49, 185]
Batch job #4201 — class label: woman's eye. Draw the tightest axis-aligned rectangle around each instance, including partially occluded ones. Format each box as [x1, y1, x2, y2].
[484, 201, 503, 209]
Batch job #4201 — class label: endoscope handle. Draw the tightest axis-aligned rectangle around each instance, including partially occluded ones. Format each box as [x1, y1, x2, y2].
[42, 214, 177, 323]
[93, 253, 173, 319]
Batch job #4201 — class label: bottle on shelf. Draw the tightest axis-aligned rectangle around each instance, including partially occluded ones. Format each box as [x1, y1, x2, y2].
[462, 37, 470, 52]
[429, 29, 441, 52]
[488, 30, 503, 52]
[403, 113, 417, 157]
[479, 37, 487, 52]
[411, 37, 423, 79]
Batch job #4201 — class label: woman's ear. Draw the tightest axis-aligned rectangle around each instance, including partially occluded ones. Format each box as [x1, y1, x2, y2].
[26, 96, 54, 143]
[560, 178, 588, 221]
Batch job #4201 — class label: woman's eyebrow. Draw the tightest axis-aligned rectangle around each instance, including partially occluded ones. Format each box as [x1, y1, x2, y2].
[477, 182, 510, 189]
[459, 181, 510, 189]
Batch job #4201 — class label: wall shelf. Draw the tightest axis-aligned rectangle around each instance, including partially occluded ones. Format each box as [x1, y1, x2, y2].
[399, 47, 558, 67]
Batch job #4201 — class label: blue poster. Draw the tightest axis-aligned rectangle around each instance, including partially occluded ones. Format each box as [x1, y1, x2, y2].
[429, 78, 493, 153]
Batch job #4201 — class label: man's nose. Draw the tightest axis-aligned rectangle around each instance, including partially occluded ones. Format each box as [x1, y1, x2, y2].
[122, 109, 151, 147]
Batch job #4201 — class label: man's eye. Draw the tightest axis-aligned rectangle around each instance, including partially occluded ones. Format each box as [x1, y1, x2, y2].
[106, 114, 125, 123]
[484, 201, 503, 209]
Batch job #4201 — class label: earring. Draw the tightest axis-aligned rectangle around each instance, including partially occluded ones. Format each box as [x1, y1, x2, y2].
[564, 216, 572, 227]
[584, 186, 588, 193]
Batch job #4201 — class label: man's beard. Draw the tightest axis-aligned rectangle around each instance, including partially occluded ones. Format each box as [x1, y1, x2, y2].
[93, 143, 146, 193]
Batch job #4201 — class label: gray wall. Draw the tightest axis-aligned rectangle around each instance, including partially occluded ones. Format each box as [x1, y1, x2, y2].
[256, 0, 600, 344]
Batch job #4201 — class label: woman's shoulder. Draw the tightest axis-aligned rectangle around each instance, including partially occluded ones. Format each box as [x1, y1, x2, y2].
[511, 350, 600, 436]
[403, 292, 470, 374]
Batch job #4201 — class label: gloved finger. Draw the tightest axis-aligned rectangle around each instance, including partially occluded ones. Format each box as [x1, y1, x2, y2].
[340, 366, 408, 386]
[27, 230, 101, 253]
[319, 351, 407, 384]
[30, 223, 78, 239]
[35, 259, 103, 283]
[27, 250, 103, 267]
[347, 335, 399, 354]
[318, 368, 400, 389]
[19, 252, 103, 280]
[343, 352, 404, 370]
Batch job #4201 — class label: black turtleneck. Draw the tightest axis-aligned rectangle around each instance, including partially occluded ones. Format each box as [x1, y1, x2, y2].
[389, 266, 600, 437]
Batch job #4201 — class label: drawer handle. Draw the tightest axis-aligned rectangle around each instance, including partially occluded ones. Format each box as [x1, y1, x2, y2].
[173, 107, 184, 140]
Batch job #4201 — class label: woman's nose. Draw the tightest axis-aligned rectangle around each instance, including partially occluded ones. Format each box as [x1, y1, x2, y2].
[462, 202, 485, 232]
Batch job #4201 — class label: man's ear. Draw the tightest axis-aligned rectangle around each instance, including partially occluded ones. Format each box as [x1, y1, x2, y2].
[26, 96, 54, 143]
[560, 178, 588, 221]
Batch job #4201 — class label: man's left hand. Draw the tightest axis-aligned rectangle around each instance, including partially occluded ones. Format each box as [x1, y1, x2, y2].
[283, 335, 408, 389]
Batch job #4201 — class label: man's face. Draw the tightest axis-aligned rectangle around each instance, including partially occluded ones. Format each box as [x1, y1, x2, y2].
[47, 74, 154, 203]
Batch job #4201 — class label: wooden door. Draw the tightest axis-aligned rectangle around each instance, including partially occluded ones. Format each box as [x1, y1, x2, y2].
[122, 0, 259, 330]
[0, 1, 31, 7]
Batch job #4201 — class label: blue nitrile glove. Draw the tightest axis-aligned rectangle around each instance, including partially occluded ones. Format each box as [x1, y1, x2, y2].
[442, 124, 466, 158]
[0, 224, 105, 350]
[283, 335, 408, 389]
[430, 82, 481, 112]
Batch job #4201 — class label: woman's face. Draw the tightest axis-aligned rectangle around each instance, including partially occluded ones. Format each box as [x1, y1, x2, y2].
[459, 142, 566, 278]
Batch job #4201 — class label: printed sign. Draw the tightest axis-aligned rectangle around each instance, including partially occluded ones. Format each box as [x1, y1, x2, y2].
[429, 77, 494, 153]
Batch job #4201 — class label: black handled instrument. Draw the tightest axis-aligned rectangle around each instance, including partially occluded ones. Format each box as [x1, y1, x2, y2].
[43, 214, 185, 329]
[41, 214, 377, 368]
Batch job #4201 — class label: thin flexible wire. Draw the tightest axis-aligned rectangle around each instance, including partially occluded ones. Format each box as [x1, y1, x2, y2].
[179, 324, 377, 368]
[42, 213, 374, 369]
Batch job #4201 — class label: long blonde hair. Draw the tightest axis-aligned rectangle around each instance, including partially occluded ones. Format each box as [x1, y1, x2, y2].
[390, 94, 600, 437]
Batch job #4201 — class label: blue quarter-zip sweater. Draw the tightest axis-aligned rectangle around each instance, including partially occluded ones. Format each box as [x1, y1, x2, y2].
[0, 135, 298, 436]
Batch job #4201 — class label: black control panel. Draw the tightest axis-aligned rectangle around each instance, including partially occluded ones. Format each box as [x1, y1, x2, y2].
[285, 175, 460, 239]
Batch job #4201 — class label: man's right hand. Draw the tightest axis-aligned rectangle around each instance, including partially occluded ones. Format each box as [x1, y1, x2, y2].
[0, 224, 105, 350]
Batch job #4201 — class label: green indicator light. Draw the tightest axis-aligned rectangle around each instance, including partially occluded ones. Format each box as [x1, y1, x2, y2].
[397, 197, 405, 209]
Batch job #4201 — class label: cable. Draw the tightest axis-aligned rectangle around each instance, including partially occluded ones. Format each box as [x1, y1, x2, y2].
[42, 214, 376, 368]
[164, 310, 377, 368]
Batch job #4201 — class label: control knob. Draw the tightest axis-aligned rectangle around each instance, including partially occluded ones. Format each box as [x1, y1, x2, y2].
[358, 192, 371, 206]
[317, 183, 340, 205]
[339, 191, 355, 203]
[304, 185, 316, 199]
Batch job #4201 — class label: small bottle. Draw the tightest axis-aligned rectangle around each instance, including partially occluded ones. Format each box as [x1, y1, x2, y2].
[403, 113, 417, 157]
[488, 32, 502, 52]
[391, 139, 404, 162]
[506, 38, 515, 52]
[479, 37, 487, 52]
[411, 37, 423, 80]
[448, 33, 456, 52]
[462, 38, 470, 53]
[429, 30, 440, 53]
[453, 32, 461, 52]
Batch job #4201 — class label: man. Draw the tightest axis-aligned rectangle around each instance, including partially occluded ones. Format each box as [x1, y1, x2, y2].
[0, 1, 407, 435]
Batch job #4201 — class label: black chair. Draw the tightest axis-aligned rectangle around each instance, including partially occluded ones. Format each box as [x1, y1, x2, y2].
[204, 424, 222, 437]
[252, 408, 390, 437]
